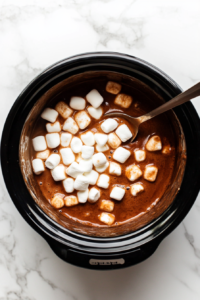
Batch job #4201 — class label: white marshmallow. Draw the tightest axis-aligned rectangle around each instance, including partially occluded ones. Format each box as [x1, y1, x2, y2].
[77, 189, 89, 203]
[144, 165, 158, 182]
[80, 131, 95, 146]
[51, 196, 64, 209]
[95, 161, 109, 173]
[86, 89, 104, 108]
[32, 159, 45, 175]
[87, 106, 103, 119]
[99, 212, 115, 225]
[41, 108, 58, 123]
[107, 133, 121, 149]
[125, 164, 142, 181]
[63, 178, 74, 193]
[51, 164, 66, 181]
[96, 144, 109, 152]
[94, 133, 108, 146]
[113, 147, 131, 163]
[60, 148, 75, 165]
[134, 150, 146, 162]
[70, 137, 83, 153]
[81, 145, 94, 159]
[79, 158, 93, 173]
[74, 111, 91, 130]
[88, 187, 101, 203]
[100, 200, 114, 212]
[64, 195, 78, 207]
[83, 170, 99, 185]
[92, 153, 107, 167]
[115, 124, 132, 142]
[55, 101, 73, 119]
[60, 133, 72, 147]
[146, 136, 162, 151]
[45, 154, 60, 169]
[66, 162, 83, 178]
[109, 162, 121, 176]
[63, 117, 79, 134]
[97, 174, 110, 189]
[46, 133, 60, 149]
[106, 81, 122, 95]
[74, 174, 90, 191]
[110, 186, 125, 201]
[46, 121, 61, 133]
[32, 136, 47, 152]
[162, 145, 171, 154]
[130, 183, 144, 196]
[101, 118, 118, 133]
[114, 94, 133, 108]
[69, 96, 86, 110]
[36, 149, 50, 160]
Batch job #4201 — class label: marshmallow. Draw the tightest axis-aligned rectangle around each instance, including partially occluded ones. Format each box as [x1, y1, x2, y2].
[80, 131, 95, 146]
[110, 186, 125, 201]
[81, 145, 94, 159]
[144, 165, 158, 182]
[64, 195, 78, 207]
[45, 154, 60, 169]
[130, 183, 144, 196]
[32, 136, 47, 152]
[55, 101, 73, 119]
[60, 133, 72, 147]
[100, 200, 114, 212]
[125, 164, 142, 182]
[66, 162, 83, 178]
[107, 133, 121, 149]
[101, 118, 118, 133]
[74, 111, 91, 130]
[77, 189, 89, 203]
[83, 170, 99, 185]
[51, 195, 64, 209]
[41, 108, 58, 123]
[146, 135, 162, 151]
[88, 188, 100, 203]
[95, 161, 109, 173]
[71, 137, 83, 153]
[63, 117, 79, 134]
[36, 149, 50, 160]
[106, 81, 122, 95]
[46, 133, 60, 149]
[87, 106, 103, 119]
[92, 153, 107, 167]
[99, 212, 115, 225]
[69, 96, 86, 110]
[32, 159, 45, 175]
[94, 133, 108, 146]
[86, 89, 104, 108]
[162, 145, 171, 154]
[74, 174, 90, 191]
[46, 121, 61, 133]
[63, 178, 74, 193]
[51, 164, 66, 181]
[134, 150, 146, 162]
[113, 147, 131, 163]
[114, 94, 133, 108]
[109, 162, 121, 176]
[116, 124, 132, 142]
[79, 158, 93, 173]
[60, 148, 75, 165]
[96, 144, 109, 152]
[97, 174, 110, 189]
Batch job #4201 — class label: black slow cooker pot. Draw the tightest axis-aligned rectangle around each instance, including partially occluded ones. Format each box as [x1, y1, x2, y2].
[1, 52, 200, 270]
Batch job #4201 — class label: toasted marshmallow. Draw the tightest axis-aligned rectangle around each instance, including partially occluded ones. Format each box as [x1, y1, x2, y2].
[79, 158, 93, 173]
[51, 195, 64, 209]
[45, 154, 60, 169]
[92, 153, 107, 167]
[69, 96, 86, 110]
[63, 178, 74, 193]
[46, 121, 61, 133]
[87, 106, 103, 119]
[88, 187, 101, 203]
[46, 133, 60, 149]
[77, 189, 89, 203]
[74, 111, 91, 130]
[106, 81, 122, 95]
[134, 150, 146, 162]
[109, 162, 121, 176]
[100, 200, 114, 212]
[64, 195, 78, 207]
[71, 137, 83, 153]
[60, 148, 75, 165]
[125, 164, 142, 182]
[60, 133, 72, 147]
[55, 101, 73, 119]
[86, 89, 104, 108]
[94, 133, 108, 146]
[81, 145, 94, 159]
[162, 145, 171, 154]
[83, 170, 99, 185]
[116, 124, 132, 142]
[97, 174, 110, 189]
[107, 133, 121, 149]
[114, 94, 133, 108]
[113, 147, 131, 163]
[95, 161, 109, 173]
[130, 183, 144, 196]
[32, 159, 45, 175]
[144, 165, 158, 182]
[99, 212, 115, 225]
[74, 175, 90, 191]
[36, 149, 50, 160]
[66, 162, 83, 178]
[96, 144, 109, 152]
[80, 131, 95, 146]
[101, 118, 118, 133]
[110, 186, 125, 201]
[32, 136, 47, 152]
[146, 135, 162, 151]
[41, 108, 58, 123]
[63, 117, 79, 134]
[51, 164, 66, 181]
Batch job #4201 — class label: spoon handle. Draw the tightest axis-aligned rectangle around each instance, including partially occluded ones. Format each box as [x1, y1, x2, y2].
[137, 82, 200, 123]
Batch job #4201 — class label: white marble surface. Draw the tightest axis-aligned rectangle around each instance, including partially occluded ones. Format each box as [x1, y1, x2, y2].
[0, 0, 200, 299]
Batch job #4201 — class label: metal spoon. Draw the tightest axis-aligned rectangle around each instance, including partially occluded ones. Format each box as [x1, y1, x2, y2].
[105, 82, 200, 142]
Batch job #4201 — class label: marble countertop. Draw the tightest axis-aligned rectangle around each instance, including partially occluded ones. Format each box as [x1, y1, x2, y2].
[1, 0, 200, 299]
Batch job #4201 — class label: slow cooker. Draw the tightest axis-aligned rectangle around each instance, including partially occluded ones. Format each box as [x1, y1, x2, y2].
[1, 52, 200, 270]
